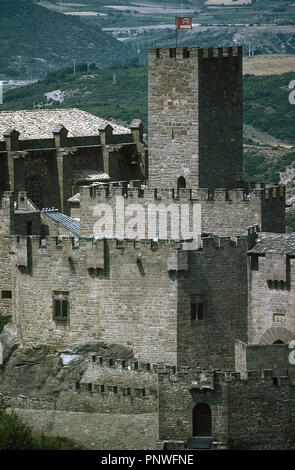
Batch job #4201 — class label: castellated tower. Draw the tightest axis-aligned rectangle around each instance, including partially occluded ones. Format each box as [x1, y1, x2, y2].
[148, 46, 243, 190]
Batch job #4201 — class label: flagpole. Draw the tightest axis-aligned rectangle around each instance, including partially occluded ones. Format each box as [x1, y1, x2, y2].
[175, 17, 178, 48]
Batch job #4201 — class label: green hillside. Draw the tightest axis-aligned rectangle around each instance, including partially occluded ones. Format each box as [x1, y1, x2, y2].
[244, 73, 295, 142]
[1, 64, 148, 127]
[2, 66, 295, 141]
[0, 0, 136, 78]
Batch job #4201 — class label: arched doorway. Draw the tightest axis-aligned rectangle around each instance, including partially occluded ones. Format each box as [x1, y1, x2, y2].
[259, 326, 294, 345]
[26, 174, 42, 209]
[273, 340, 284, 344]
[192, 403, 212, 437]
[177, 176, 186, 192]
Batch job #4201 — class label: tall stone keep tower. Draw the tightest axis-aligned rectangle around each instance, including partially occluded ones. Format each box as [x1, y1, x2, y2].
[148, 46, 243, 190]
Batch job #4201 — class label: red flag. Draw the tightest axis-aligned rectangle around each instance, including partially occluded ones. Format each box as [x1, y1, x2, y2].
[176, 17, 192, 30]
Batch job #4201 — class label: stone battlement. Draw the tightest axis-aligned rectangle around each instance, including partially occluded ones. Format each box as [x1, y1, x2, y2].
[80, 183, 285, 203]
[149, 46, 242, 60]
[160, 366, 293, 386]
[75, 381, 158, 400]
[87, 354, 176, 374]
[12, 235, 182, 251]
[201, 234, 247, 249]
[11, 233, 249, 259]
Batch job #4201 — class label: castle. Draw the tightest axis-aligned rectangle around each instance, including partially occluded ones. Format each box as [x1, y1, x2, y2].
[0, 46, 294, 450]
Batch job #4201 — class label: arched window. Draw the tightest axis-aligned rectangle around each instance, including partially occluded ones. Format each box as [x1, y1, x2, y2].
[177, 176, 186, 192]
[192, 403, 212, 437]
[26, 174, 42, 209]
[273, 340, 284, 344]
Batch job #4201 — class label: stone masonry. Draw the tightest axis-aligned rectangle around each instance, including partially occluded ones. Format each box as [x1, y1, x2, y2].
[148, 46, 243, 189]
[0, 46, 294, 450]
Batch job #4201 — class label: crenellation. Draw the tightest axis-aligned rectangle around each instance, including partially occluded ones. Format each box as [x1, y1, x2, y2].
[217, 236, 232, 248]
[80, 183, 284, 205]
[149, 46, 242, 61]
[159, 367, 291, 387]
[0, 43, 293, 451]
[75, 381, 158, 400]
[90, 355, 166, 374]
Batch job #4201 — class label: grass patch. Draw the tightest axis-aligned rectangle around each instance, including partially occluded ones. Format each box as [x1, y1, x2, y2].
[0, 400, 84, 450]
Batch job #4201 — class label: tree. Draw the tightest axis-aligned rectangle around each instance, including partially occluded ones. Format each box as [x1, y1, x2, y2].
[0, 402, 35, 450]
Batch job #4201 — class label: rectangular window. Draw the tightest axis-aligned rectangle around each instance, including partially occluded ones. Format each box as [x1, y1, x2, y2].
[2, 290, 12, 299]
[26, 221, 32, 236]
[251, 254, 259, 271]
[191, 303, 205, 321]
[54, 300, 68, 319]
[53, 292, 69, 321]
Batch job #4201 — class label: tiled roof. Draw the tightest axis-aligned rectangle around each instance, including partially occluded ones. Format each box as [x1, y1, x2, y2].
[249, 232, 295, 255]
[42, 210, 80, 236]
[0, 108, 130, 140]
[73, 171, 110, 184]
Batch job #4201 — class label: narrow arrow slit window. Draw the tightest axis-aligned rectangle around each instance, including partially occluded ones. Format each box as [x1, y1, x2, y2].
[53, 292, 69, 321]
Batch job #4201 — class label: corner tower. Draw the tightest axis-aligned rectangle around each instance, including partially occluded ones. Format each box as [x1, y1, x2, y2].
[148, 46, 243, 190]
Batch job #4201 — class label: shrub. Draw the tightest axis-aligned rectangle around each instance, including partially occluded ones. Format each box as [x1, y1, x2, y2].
[0, 406, 35, 450]
[0, 400, 83, 450]
[34, 432, 83, 450]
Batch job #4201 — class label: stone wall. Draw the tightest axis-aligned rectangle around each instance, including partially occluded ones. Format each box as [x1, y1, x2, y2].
[0, 188, 41, 318]
[227, 372, 295, 449]
[248, 253, 295, 344]
[12, 237, 180, 364]
[11, 232, 252, 370]
[0, 193, 14, 316]
[235, 340, 292, 377]
[0, 236, 12, 316]
[158, 369, 228, 444]
[12, 408, 158, 450]
[0, 343, 159, 449]
[198, 47, 243, 189]
[148, 46, 243, 190]
[158, 367, 295, 450]
[176, 236, 248, 370]
[79, 184, 285, 238]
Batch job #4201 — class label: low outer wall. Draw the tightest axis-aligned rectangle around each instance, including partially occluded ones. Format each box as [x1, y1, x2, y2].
[9, 408, 158, 450]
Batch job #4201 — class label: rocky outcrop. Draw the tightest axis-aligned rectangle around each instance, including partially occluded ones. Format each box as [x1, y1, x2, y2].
[0, 323, 19, 365]
[0, 339, 158, 450]
[0, 340, 134, 398]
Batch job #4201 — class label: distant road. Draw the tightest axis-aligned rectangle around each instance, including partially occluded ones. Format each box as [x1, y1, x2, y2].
[102, 24, 177, 32]
[102, 23, 295, 32]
